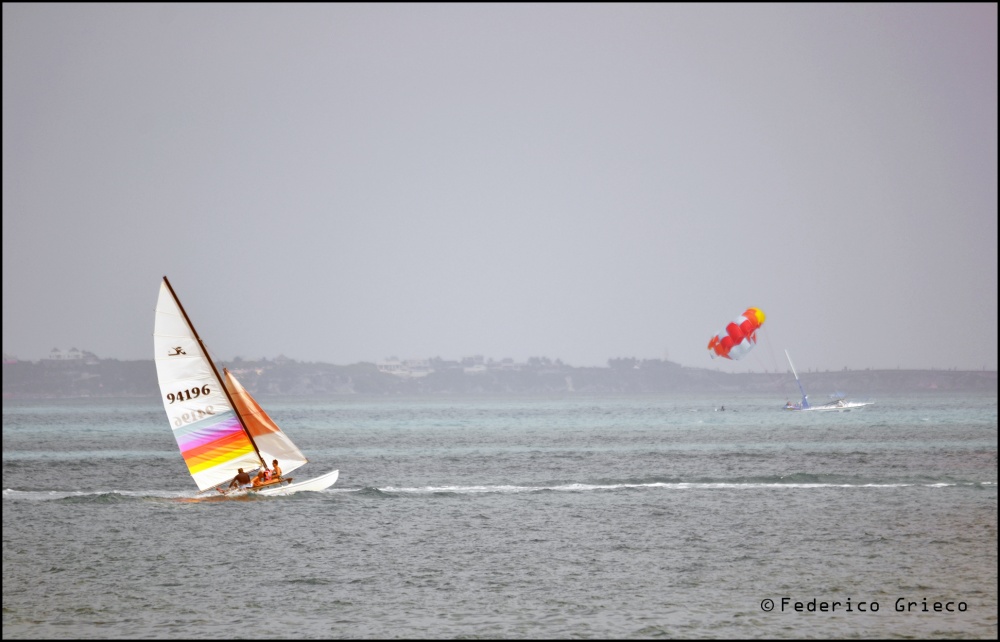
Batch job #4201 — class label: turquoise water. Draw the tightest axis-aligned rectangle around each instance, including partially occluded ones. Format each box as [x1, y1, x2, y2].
[3, 392, 997, 638]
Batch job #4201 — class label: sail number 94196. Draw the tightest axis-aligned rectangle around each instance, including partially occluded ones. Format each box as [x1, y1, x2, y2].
[167, 386, 218, 427]
[166, 385, 211, 404]
[167, 386, 216, 427]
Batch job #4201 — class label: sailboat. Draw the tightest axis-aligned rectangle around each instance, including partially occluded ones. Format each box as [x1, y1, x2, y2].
[783, 349, 874, 412]
[153, 276, 339, 496]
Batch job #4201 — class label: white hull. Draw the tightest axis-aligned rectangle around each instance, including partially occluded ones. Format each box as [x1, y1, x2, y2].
[218, 470, 339, 497]
[786, 401, 874, 412]
[257, 469, 339, 495]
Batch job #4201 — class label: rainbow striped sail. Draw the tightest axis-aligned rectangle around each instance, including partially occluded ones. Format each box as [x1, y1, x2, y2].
[154, 280, 261, 490]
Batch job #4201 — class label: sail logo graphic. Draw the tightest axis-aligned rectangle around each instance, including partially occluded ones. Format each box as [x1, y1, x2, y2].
[169, 347, 187, 356]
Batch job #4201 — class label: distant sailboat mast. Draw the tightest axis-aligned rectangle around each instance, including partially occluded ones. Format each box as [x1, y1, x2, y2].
[160, 276, 267, 469]
[784, 349, 810, 409]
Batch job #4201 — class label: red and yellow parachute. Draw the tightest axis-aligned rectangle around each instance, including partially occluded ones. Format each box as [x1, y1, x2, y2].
[707, 307, 766, 360]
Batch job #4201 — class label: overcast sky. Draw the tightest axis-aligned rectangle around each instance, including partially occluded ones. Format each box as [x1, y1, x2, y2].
[3, 4, 997, 373]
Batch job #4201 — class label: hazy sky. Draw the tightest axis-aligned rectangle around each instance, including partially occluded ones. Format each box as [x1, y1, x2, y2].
[3, 3, 997, 373]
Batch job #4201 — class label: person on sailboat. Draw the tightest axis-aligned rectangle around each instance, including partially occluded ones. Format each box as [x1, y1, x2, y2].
[229, 468, 252, 490]
[271, 459, 282, 479]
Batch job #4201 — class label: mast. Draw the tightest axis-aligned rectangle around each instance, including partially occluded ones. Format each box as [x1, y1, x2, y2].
[161, 276, 267, 468]
[784, 349, 810, 409]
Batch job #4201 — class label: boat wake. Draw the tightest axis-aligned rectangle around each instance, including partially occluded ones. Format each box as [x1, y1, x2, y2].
[5, 478, 992, 502]
[372, 479, 994, 495]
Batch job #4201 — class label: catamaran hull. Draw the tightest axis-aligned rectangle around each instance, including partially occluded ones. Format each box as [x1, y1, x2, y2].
[218, 470, 339, 497]
[257, 469, 339, 495]
[785, 402, 873, 412]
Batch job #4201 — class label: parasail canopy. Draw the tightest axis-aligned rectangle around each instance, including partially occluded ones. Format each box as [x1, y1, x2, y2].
[707, 307, 766, 360]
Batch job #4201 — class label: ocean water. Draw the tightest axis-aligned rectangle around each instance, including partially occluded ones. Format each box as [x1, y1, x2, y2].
[2, 392, 997, 639]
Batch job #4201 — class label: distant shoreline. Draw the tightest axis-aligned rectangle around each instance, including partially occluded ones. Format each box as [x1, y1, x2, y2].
[3, 358, 995, 399]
